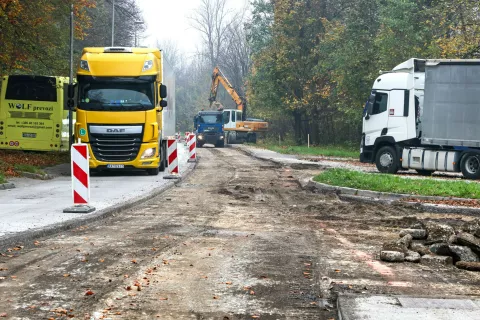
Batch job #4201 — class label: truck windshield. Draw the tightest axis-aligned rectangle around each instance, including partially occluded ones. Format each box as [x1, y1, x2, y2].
[78, 82, 154, 111]
[199, 114, 223, 124]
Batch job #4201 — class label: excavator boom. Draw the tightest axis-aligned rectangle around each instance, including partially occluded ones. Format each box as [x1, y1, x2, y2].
[208, 66, 268, 144]
[209, 67, 247, 120]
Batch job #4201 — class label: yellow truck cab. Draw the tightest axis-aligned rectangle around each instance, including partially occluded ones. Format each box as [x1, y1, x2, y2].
[0, 75, 72, 151]
[74, 47, 168, 175]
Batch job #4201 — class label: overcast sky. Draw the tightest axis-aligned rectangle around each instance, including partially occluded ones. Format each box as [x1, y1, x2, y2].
[137, 0, 249, 55]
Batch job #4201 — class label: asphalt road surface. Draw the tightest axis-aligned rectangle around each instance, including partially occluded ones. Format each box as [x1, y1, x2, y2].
[1, 146, 479, 319]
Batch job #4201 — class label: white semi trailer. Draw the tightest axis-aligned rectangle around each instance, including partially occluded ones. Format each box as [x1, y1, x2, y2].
[360, 58, 480, 179]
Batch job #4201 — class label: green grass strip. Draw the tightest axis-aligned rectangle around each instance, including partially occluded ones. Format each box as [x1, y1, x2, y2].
[314, 169, 480, 199]
[258, 144, 358, 158]
[14, 164, 40, 174]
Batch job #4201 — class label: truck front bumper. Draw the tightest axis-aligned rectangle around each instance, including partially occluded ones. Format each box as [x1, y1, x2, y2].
[88, 142, 161, 170]
[197, 133, 223, 145]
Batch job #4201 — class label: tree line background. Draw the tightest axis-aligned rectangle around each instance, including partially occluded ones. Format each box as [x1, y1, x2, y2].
[1, 0, 480, 146]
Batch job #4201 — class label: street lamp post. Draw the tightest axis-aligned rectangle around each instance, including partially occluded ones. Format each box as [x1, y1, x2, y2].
[134, 21, 144, 47]
[111, 0, 115, 46]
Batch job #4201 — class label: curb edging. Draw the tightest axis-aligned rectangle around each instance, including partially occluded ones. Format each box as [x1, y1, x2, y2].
[19, 171, 53, 180]
[0, 182, 15, 190]
[0, 161, 197, 251]
[232, 145, 328, 170]
[305, 178, 480, 216]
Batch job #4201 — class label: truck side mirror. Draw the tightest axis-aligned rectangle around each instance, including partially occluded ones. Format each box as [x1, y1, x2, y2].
[64, 83, 77, 110]
[160, 100, 167, 108]
[68, 83, 76, 99]
[160, 84, 167, 99]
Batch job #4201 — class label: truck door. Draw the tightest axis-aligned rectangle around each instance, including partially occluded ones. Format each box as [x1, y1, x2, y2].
[223, 110, 236, 129]
[363, 90, 389, 147]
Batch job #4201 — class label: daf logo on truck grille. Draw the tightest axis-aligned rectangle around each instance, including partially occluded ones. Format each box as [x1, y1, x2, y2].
[90, 125, 142, 134]
[106, 128, 125, 133]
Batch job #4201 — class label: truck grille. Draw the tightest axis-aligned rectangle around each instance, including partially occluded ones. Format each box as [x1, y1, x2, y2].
[89, 132, 142, 162]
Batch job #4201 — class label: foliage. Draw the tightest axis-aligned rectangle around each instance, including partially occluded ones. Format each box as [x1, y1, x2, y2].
[0, 150, 69, 178]
[314, 169, 480, 199]
[0, 0, 144, 76]
[255, 144, 358, 158]
[248, 0, 480, 146]
[14, 163, 45, 175]
[0, 172, 5, 184]
[0, 0, 95, 75]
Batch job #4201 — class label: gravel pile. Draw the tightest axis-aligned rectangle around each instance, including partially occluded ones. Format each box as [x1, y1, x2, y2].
[380, 219, 480, 271]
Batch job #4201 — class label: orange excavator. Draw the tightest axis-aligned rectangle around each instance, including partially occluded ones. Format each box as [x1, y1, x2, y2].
[209, 66, 268, 144]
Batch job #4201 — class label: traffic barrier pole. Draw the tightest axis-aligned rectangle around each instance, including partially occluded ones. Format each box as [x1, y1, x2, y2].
[188, 133, 196, 162]
[163, 138, 180, 179]
[63, 143, 95, 213]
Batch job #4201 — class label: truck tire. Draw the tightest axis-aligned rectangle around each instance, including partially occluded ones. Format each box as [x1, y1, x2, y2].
[460, 153, 480, 179]
[415, 169, 434, 176]
[159, 142, 166, 172]
[229, 132, 237, 144]
[375, 146, 399, 174]
[147, 167, 159, 176]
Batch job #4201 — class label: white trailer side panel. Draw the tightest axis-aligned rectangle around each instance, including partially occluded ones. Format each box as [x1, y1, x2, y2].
[162, 73, 176, 137]
[421, 62, 480, 147]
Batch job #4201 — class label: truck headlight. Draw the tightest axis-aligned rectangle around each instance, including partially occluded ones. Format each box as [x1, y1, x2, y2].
[142, 60, 153, 72]
[198, 135, 204, 140]
[141, 148, 156, 159]
[220, 136, 224, 139]
[80, 60, 89, 71]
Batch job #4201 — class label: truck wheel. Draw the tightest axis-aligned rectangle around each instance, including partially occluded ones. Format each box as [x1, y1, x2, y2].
[415, 169, 434, 176]
[147, 167, 159, 176]
[159, 143, 166, 172]
[460, 153, 480, 179]
[375, 146, 399, 174]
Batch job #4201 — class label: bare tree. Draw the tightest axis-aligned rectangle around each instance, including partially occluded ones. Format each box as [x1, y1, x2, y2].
[189, 0, 233, 68]
[77, 0, 145, 49]
[219, 9, 250, 95]
[156, 39, 182, 74]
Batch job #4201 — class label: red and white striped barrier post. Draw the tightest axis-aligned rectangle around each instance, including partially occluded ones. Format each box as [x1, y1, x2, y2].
[188, 133, 197, 162]
[185, 132, 190, 145]
[163, 138, 180, 179]
[63, 143, 95, 213]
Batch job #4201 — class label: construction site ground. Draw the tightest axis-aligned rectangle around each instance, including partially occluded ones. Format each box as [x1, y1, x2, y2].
[0, 145, 479, 319]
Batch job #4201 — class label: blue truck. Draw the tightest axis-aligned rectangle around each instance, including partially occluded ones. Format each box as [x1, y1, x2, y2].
[194, 110, 225, 148]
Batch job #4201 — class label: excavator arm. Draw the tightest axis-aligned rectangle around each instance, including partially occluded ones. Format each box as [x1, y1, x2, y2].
[209, 66, 247, 120]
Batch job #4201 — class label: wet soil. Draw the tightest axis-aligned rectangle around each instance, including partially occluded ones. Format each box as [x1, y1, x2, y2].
[0, 146, 479, 319]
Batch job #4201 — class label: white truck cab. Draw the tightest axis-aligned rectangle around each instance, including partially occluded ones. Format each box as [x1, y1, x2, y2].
[360, 58, 480, 179]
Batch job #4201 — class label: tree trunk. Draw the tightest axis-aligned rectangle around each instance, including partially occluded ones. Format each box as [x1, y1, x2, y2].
[293, 109, 302, 145]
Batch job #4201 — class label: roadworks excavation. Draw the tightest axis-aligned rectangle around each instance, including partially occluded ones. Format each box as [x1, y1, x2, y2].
[0, 146, 479, 319]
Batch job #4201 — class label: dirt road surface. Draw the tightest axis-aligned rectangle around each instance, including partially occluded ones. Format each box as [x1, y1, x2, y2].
[1, 147, 479, 319]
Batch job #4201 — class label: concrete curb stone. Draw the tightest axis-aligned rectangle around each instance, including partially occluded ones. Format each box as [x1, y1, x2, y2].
[19, 171, 53, 180]
[231, 145, 329, 170]
[420, 254, 453, 266]
[0, 182, 15, 190]
[235, 144, 480, 215]
[306, 179, 480, 215]
[0, 161, 197, 251]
